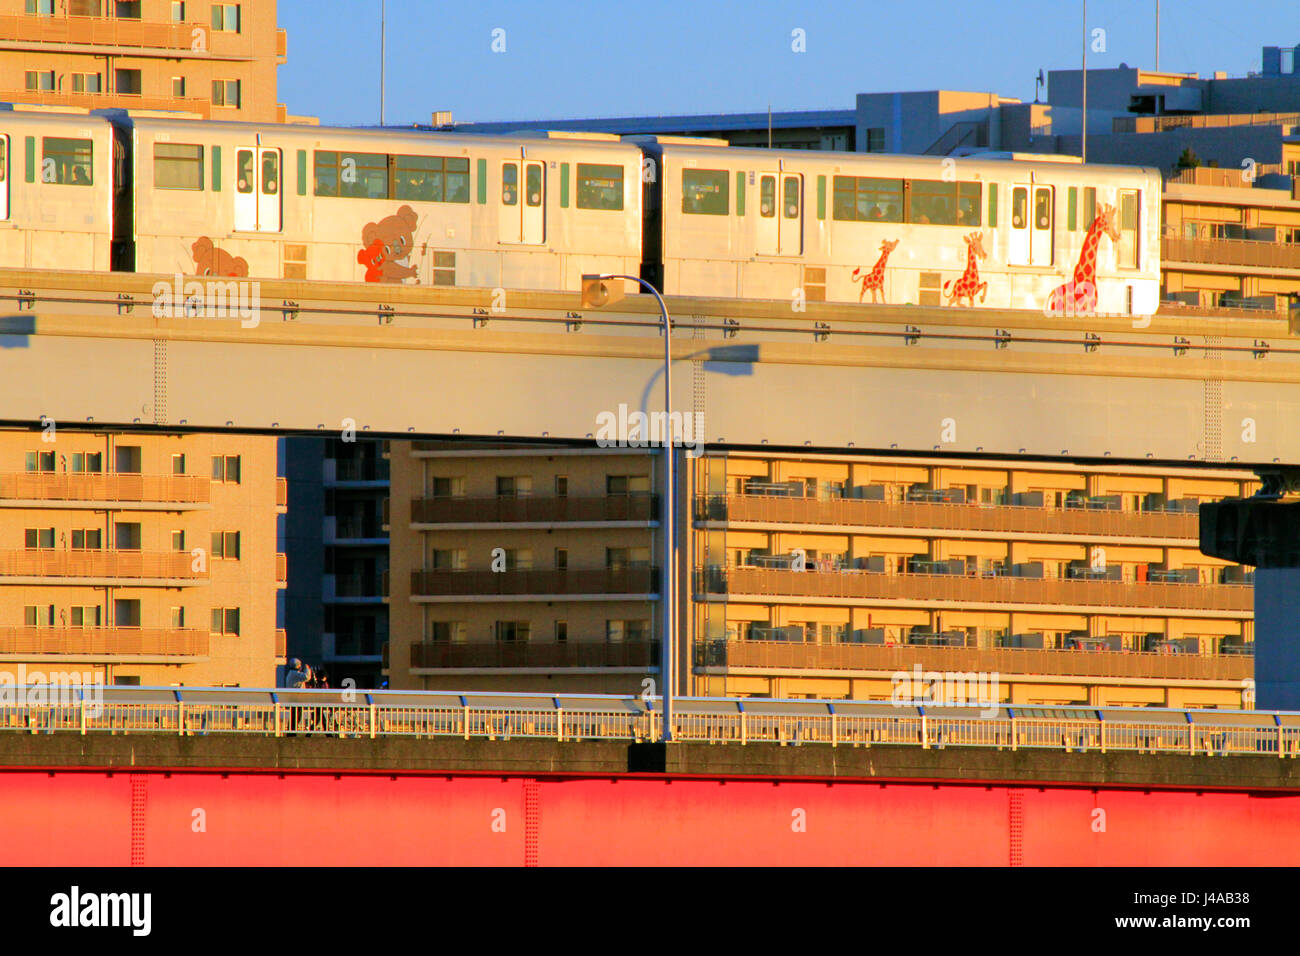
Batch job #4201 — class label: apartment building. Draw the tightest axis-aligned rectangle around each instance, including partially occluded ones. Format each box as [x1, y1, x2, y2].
[0, 0, 291, 122]
[692, 451, 1256, 708]
[283, 435, 388, 689]
[385, 442, 662, 695]
[0, 429, 286, 686]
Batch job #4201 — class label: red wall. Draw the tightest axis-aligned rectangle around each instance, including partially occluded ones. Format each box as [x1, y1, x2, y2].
[0, 770, 1296, 865]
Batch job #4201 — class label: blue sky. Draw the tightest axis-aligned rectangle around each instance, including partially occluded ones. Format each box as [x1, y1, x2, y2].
[278, 0, 1300, 127]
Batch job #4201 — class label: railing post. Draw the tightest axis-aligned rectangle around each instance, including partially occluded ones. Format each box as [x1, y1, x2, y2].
[369, 703, 377, 740]
[274, 702, 282, 737]
[79, 697, 86, 736]
[462, 696, 470, 740]
[921, 711, 929, 750]
[830, 709, 837, 748]
[1010, 714, 1017, 752]
[177, 698, 184, 736]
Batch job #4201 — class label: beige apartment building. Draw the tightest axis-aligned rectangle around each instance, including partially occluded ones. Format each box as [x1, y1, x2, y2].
[383, 441, 1257, 709]
[0, 0, 290, 122]
[0, 429, 286, 686]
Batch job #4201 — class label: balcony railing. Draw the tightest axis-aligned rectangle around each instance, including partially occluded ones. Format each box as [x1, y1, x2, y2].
[695, 639, 1252, 682]
[412, 567, 659, 597]
[1120, 113, 1300, 135]
[0, 12, 196, 49]
[1163, 236, 1300, 271]
[0, 87, 212, 116]
[699, 567, 1252, 613]
[0, 549, 204, 580]
[332, 459, 389, 482]
[333, 519, 386, 540]
[0, 626, 207, 656]
[412, 494, 657, 524]
[0, 472, 209, 504]
[275, 629, 286, 658]
[276, 477, 287, 508]
[276, 552, 287, 584]
[333, 573, 386, 598]
[699, 494, 1198, 539]
[411, 640, 660, 669]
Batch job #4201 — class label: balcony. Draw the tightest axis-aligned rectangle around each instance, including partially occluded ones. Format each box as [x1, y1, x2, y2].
[0, 87, 212, 116]
[411, 567, 659, 598]
[699, 567, 1252, 614]
[0, 626, 208, 657]
[329, 458, 389, 483]
[411, 494, 657, 525]
[0, 12, 196, 50]
[275, 629, 286, 659]
[0, 472, 209, 505]
[276, 552, 287, 585]
[695, 639, 1252, 683]
[327, 515, 386, 543]
[0, 549, 205, 582]
[411, 640, 659, 670]
[328, 573, 387, 600]
[1163, 236, 1300, 271]
[698, 494, 1198, 540]
[276, 477, 287, 508]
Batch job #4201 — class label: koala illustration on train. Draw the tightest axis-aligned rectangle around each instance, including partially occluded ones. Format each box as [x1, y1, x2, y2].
[357, 205, 420, 283]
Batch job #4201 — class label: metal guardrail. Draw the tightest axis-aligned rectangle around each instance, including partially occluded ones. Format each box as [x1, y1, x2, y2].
[1163, 236, 1300, 271]
[4, 688, 1298, 758]
[0, 472, 210, 503]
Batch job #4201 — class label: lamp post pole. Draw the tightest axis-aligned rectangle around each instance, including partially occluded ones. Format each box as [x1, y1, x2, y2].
[600, 275, 674, 742]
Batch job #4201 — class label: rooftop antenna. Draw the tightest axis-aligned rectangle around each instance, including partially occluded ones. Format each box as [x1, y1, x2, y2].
[768, 104, 772, 149]
[1035, 69, 1045, 103]
[379, 0, 386, 126]
[1155, 0, 1160, 71]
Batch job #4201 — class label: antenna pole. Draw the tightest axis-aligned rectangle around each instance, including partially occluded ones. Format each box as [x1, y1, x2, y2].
[380, 0, 386, 126]
[768, 104, 772, 149]
[1081, 0, 1088, 163]
[1155, 0, 1160, 71]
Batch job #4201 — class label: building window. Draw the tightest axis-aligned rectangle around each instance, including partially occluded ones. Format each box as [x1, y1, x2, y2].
[496, 475, 532, 497]
[606, 547, 650, 569]
[26, 0, 55, 15]
[25, 451, 54, 472]
[114, 523, 141, 550]
[113, 68, 141, 94]
[210, 607, 240, 635]
[576, 163, 624, 210]
[429, 548, 466, 570]
[170, 1, 185, 20]
[554, 548, 568, 571]
[681, 169, 729, 215]
[428, 620, 466, 643]
[24, 71, 55, 92]
[171, 453, 186, 474]
[115, 1, 141, 17]
[42, 137, 94, 186]
[865, 128, 886, 152]
[606, 620, 648, 642]
[501, 548, 532, 570]
[71, 452, 103, 473]
[172, 530, 185, 551]
[70, 529, 102, 550]
[211, 455, 240, 482]
[71, 605, 102, 626]
[494, 621, 530, 642]
[170, 606, 185, 627]
[24, 605, 54, 627]
[211, 79, 240, 108]
[210, 3, 239, 31]
[68, 0, 102, 13]
[606, 475, 650, 495]
[24, 528, 55, 549]
[113, 599, 141, 627]
[555, 620, 567, 643]
[70, 73, 102, 93]
[430, 475, 464, 497]
[172, 76, 186, 97]
[114, 445, 141, 473]
[555, 475, 568, 497]
[154, 143, 203, 190]
[210, 531, 240, 559]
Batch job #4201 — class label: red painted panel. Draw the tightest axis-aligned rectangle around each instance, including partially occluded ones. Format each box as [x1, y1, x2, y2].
[2, 770, 1300, 866]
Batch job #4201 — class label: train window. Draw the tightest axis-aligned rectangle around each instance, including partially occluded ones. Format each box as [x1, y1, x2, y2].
[236, 149, 253, 193]
[502, 163, 518, 205]
[987, 182, 997, 227]
[735, 171, 745, 215]
[1034, 188, 1052, 229]
[1011, 187, 1028, 228]
[153, 143, 203, 190]
[211, 144, 221, 191]
[1067, 186, 1077, 230]
[41, 137, 92, 186]
[313, 150, 385, 199]
[907, 179, 980, 226]
[1082, 187, 1096, 229]
[832, 175, 902, 223]
[681, 169, 728, 215]
[576, 163, 623, 210]
[759, 175, 775, 217]
[0, 137, 6, 183]
[1118, 189, 1139, 268]
[394, 155, 470, 203]
[783, 177, 799, 218]
[525, 163, 542, 206]
[261, 151, 278, 194]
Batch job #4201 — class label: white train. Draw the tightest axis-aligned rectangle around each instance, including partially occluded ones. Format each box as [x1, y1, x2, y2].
[0, 105, 1162, 315]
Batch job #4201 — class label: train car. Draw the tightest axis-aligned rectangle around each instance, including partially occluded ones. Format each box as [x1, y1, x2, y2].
[638, 137, 1162, 316]
[118, 115, 643, 292]
[0, 106, 117, 272]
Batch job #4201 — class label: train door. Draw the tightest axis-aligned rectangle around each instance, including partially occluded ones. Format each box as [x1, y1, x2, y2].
[1009, 185, 1030, 265]
[500, 158, 545, 244]
[234, 146, 281, 232]
[1031, 185, 1054, 265]
[756, 172, 802, 255]
[0, 135, 8, 220]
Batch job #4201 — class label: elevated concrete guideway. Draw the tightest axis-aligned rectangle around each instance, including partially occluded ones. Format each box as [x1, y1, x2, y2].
[0, 268, 1297, 466]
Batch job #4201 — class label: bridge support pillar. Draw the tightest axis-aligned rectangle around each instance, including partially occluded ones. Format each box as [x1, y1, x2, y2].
[1201, 494, 1300, 710]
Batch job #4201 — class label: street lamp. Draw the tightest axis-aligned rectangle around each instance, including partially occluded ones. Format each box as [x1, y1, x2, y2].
[581, 274, 676, 742]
